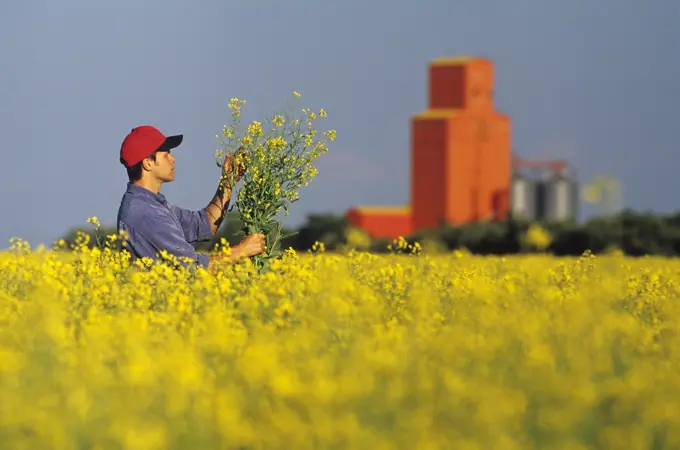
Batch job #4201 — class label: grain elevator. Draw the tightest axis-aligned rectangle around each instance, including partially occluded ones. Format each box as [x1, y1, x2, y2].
[346, 56, 578, 238]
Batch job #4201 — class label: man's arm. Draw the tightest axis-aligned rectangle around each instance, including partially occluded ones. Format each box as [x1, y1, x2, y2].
[170, 206, 213, 243]
[170, 168, 234, 242]
[137, 214, 249, 269]
[205, 149, 245, 236]
[204, 174, 232, 236]
[209, 233, 266, 267]
[201, 149, 265, 265]
[136, 214, 211, 268]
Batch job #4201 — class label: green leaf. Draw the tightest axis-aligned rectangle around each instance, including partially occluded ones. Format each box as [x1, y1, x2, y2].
[279, 230, 299, 239]
[267, 248, 283, 259]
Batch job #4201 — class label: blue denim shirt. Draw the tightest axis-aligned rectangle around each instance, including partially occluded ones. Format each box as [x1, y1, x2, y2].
[117, 183, 213, 268]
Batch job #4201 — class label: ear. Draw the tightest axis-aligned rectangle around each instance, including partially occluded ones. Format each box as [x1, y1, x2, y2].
[141, 157, 154, 172]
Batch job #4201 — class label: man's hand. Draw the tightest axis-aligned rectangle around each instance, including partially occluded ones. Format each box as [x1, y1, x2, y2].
[223, 147, 247, 184]
[209, 233, 266, 268]
[207, 147, 248, 237]
[234, 233, 266, 258]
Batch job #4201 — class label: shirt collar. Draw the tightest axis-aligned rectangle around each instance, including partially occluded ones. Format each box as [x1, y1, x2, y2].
[126, 183, 168, 205]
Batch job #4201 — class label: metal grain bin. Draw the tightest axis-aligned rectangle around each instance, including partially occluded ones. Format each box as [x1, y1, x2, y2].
[539, 172, 579, 222]
[510, 173, 537, 220]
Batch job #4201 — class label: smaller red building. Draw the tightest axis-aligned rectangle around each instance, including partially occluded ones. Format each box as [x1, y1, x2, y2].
[345, 206, 412, 239]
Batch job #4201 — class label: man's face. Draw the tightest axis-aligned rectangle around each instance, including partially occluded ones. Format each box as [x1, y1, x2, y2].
[146, 150, 176, 182]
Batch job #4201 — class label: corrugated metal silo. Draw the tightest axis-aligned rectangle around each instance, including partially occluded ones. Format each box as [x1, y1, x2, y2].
[541, 172, 579, 222]
[510, 173, 537, 220]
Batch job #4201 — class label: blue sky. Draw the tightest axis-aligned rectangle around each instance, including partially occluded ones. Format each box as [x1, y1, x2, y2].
[1, 0, 678, 247]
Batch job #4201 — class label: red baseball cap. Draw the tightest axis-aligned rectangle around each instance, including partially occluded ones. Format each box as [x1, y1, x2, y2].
[119, 125, 183, 167]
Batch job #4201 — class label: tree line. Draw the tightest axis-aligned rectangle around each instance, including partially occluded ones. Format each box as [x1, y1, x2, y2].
[58, 209, 680, 257]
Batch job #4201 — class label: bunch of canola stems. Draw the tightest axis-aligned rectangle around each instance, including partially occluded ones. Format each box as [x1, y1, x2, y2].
[215, 91, 336, 273]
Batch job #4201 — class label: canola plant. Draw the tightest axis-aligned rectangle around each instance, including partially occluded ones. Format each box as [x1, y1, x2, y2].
[1, 236, 679, 449]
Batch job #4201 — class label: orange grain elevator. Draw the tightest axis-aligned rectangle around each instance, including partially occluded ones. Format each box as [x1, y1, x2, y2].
[346, 56, 512, 239]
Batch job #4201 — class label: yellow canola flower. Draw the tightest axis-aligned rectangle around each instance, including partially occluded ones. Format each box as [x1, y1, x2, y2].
[246, 121, 263, 138]
[0, 238, 676, 448]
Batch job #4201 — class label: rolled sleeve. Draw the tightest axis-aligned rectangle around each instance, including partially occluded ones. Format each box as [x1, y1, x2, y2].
[170, 205, 214, 243]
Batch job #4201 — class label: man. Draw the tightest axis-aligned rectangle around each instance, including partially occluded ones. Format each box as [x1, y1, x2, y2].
[116, 125, 265, 269]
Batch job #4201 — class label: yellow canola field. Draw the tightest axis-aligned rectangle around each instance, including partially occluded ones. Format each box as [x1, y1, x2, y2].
[1, 242, 680, 449]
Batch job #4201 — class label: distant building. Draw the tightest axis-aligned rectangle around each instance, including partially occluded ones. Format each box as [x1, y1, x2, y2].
[346, 56, 576, 239]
